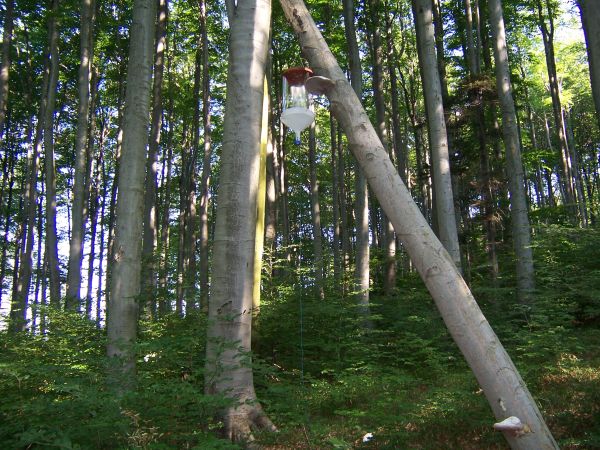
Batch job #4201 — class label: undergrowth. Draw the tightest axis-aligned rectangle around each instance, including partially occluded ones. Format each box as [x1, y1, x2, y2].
[0, 225, 599, 448]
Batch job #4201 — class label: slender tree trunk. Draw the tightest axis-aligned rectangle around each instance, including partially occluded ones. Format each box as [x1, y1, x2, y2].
[142, 0, 168, 318]
[43, 0, 61, 307]
[535, 0, 576, 216]
[97, 130, 107, 326]
[369, 0, 396, 296]
[66, 0, 96, 310]
[158, 106, 173, 315]
[198, 0, 212, 310]
[308, 122, 324, 298]
[564, 108, 588, 226]
[10, 8, 55, 332]
[205, 0, 276, 441]
[280, 2, 559, 448]
[106, 0, 156, 391]
[577, 0, 600, 130]
[86, 150, 101, 319]
[198, 15, 214, 300]
[33, 194, 44, 332]
[0, 144, 16, 306]
[343, 0, 370, 317]
[0, 0, 15, 142]
[489, 0, 535, 302]
[464, 0, 478, 77]
[413, 0, 462, 270]
[330, 113, 341, 287]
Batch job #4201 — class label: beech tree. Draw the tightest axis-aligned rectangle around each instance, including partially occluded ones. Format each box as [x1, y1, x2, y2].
[106, 0, 156, 390]
[577, 0, 600, 129]
[204, 0, 276, 441]
[66, 0, 96, 310]
[488, 0, 535, 302]
[412, 0, 462, 271]
[278, 0, 558, 447]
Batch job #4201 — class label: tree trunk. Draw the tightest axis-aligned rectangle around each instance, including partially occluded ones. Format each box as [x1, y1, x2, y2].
[369, 0, 396, 296]
[198, 0, 212, 310]
[204, 0, 276, 442]
[535, 0, 576, 216]
[253, 77, 269, 310]
[141, 0, 167, 319]
[86, 148, 101, 319]
[66, 0, 96, 310]
[577, 0, 600, 130]
[343, 0, 370, 317]
[106, 0, 156, 391]
[279, 1, 559, 448]
[308, 122, 324, 299]
[10, 5, 55, 331]
[0, 142, 16, 306]
[413, 0, 462, 271]
[158, 96, 173, 315]
[330, 113, 341, 287]
[488, 0, 535, 302]
[0, 0, 14, 143]
[43, 0, 61, 307]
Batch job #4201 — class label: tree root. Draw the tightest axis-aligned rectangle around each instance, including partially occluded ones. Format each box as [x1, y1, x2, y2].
[223, 402, 278, 446]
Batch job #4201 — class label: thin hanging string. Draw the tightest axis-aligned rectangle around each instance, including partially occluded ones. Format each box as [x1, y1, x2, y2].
[299, 292, 305, 384]
[299, 293, 312, 449]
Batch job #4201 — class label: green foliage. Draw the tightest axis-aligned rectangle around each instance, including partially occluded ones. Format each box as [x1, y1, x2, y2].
[249, 225, 600, 448]
[0, 310, 234, 449]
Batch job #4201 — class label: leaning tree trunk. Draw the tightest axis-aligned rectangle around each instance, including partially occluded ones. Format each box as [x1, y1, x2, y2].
[66, 0, 96, 311]
[413, 0, 462, 271]
[279, 1, 558, 448]
[106, 0, 156, 392]
[204, 0, 276, 442]
[488, 0, 535, 303]
[577, 0, 600, 130]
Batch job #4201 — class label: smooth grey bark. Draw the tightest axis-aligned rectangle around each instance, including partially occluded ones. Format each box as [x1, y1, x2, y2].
[0, 0, 14, 142]
[489, 0, 535, 302]
[308, 122, 324, 299]
[564, 108, 588, 226]
[198, 0, 212, 310]
[330, 113, 341, 287]
[204, 0, 276, 441]
[10, 8, 54, 331]
[0, 143, 16, 306]
[342, 0, 370, 316]
[158, 97, 173, 315]
[464, 0, 478, 77]
[535, 0, 576, 214]
[369, 0, 396, 296]
[106, 0, 156, 391]
[142, 0, 168, 317]
[577, 0, 600, 130]
[412, 0, 462, 271]
[279, 1, 558, 448]
[43, 0, 61, 307]
[66, 0, 96, 310]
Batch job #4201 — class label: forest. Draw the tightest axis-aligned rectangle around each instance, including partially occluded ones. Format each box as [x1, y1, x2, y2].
[0, 0, 599, 448]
